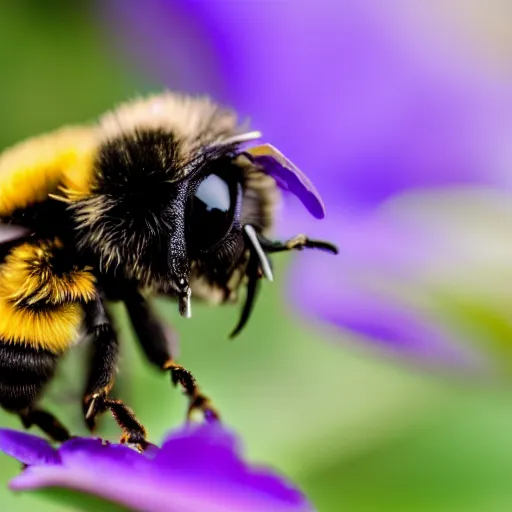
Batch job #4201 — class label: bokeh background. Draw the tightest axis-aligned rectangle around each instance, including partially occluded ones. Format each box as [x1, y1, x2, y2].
[2, 1, 512, 511]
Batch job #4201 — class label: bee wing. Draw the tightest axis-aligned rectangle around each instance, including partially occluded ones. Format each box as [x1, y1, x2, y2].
[242, 144, 326, 219]
[0, 224, 29, 245]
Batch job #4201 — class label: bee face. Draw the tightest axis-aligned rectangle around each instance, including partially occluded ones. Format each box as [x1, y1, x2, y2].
[71, 128, 255, 298]
[56, 93, 281, 306]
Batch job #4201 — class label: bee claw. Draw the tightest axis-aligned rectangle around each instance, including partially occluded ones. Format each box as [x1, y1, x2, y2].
[186, 396, 220, 423]
[85, 402, 95, 421]
[163, 359, 219, 423]
[85, 394, 99, 420]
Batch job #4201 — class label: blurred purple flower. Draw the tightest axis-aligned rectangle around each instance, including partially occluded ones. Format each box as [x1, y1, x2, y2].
[99, 0, 512, 368]
[101, 0, 512, 210]
[0, 425, 313, 512]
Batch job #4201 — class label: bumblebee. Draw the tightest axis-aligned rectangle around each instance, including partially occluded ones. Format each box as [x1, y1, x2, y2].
[0, 92, 337, 449]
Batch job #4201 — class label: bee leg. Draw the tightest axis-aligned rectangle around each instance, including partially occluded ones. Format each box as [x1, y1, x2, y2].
[164, 360, 219, 422]
[84, 393, 149, 451]
[256, 233, 338, 255]
[124, 291, 219, 422]
[19, 408, 71, 443]
[83, 295, 149, 451]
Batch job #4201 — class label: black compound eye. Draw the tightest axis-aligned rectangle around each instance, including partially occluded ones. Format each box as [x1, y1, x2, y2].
[187, 173, 239, 252]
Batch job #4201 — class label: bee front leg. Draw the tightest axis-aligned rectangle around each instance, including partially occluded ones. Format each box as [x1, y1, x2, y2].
[83, 295, 150, 451]
[257, 233, 338, 255]
[124, 290, 219, 423]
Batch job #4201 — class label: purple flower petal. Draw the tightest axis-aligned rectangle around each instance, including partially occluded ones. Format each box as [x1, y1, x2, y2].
[284, 207, 493, 372]
[243, 144, 325, 219]
[157, 424, 310, 510]
[1, 425, 314, 512]
[0, 430, 60, 466]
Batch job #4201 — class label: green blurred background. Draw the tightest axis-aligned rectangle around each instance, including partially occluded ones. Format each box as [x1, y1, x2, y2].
[2, 1, 512, 511]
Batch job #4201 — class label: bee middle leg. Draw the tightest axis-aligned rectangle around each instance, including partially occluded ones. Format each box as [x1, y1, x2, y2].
[124, 290, 219, 422]
[256, 233, 338, 255]
[83, 295, 149, 450]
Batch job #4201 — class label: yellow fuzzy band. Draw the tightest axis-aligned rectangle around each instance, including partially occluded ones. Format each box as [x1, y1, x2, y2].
[0, 298, 81, 353]
[0, 126, 97, 216]
[0, 240, 96, 305]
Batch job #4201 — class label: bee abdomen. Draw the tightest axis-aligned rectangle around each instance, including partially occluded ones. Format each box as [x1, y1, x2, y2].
[0, 342, 58, 412]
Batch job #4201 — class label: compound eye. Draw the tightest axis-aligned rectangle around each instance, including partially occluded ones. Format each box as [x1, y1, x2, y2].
[188, 174, 239, 251]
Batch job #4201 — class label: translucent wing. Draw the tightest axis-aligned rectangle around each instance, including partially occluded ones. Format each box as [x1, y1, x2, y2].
[0, 224, 29, 245]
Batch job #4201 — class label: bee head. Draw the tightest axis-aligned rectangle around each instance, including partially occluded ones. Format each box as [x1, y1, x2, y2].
[66, 92, 327, 321]
[70, 123, 263, 309]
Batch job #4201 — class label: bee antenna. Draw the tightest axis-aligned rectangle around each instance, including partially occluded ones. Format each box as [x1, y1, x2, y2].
[243, 225, 273, 282]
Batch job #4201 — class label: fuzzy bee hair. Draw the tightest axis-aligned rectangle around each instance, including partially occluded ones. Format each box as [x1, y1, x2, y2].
[100, 93, 241, 160]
